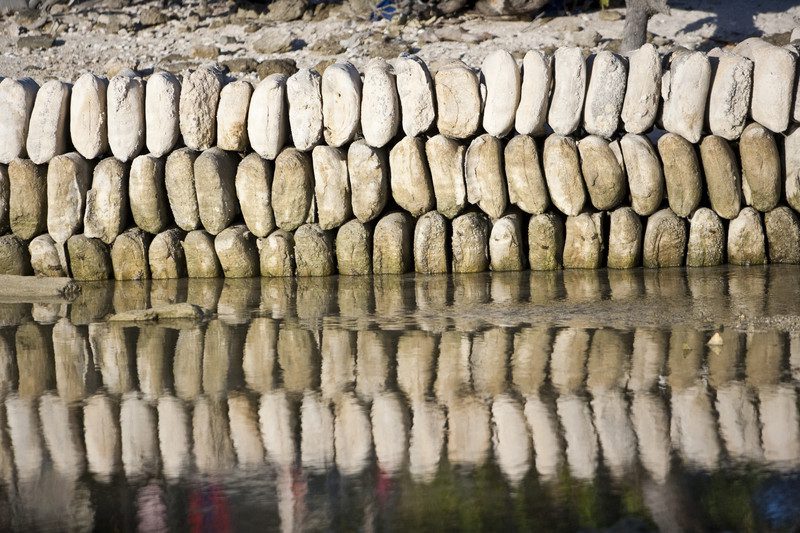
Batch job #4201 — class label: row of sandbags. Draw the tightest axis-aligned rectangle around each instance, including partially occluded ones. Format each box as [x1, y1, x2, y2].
[1, 37, 799, 166]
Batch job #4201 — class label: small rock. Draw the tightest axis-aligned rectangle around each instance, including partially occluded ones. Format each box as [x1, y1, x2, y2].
[707, 332, 723, 346]
[138, 7, 167, 27]
[192, 44, 220, 59]
[311, 36, 345, 55]
[257, 58, 297, 80]
[253, 31, 294, 54]
[265, 0, 306, 22]
[109, 303, 209, 323]
[599, 9, 623, 21]
[222, 58, 258, 74]
[568, 29, 601, 48]
[17, 34, 54, 49]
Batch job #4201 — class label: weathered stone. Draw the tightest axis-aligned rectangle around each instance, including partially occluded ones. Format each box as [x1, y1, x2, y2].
[215, 225, 259, 278]
[348, 140, 388, 223]
[149, 228, 187, 279]
[481, 50, 521, 138]
[434, 61, 481, 139]
[294, 224, 335, 277]
[28, 234, 64, 276]
[490, 214, 525, 271]
[27, 80, 70, 165]
[786, 127, 800, 213]
[465, 134, 508, 219]
[195, 148, 239, 235]
[661, 50, 711, 143]
[607, 207, 642, 269]
[47, 152, 89, 243]
[563, 212, 604, 269]
[686, 208, 725, 267]
[84, 157, 127, 244]
[258, 230, 294, 277]
[707, 49, 753, 140]
[373, 212, 413, 274]
[740, 122, 780, 212]
[515, 50, 552, 136]
[313, 145, 351, 230]
[528, 213, 564, 270]
[111, 228, 151, 280]
[577, 135, 626, 211]
[70, 73, 108, 160]
[287, 69, 323, 151]
[543, 134, 585, 216]
[504, 135, 549, 215]
[180, 67, 224, 151]
[583, 51, 626, 138]
[621, 43, 661, 134]
[321, 61, 361, 147]
[165, 148, 200, 232]
[642, 208, 687, 268]
[699, 135, 742, 219]
[217, 80, 253, 152]
[395, 55, 435, 137]
[183, 230, 222, 278]
[107, 70, 145, 162]
[765, 206, 800, 263]
[657, 133, 702, 217]
[272, 148, 314, 231]
[0, 77, 37, 164]
[735, 38, 796, 133]
[620, 133, 663, 216]
[8, 159, 46, 240]
[67, 235, 112, 281]
[257, 58, 297, 80]
[145, 71, 181, 157]
[130, 154, 170, 235]
[235, 153, 274, 238]
[548, 47, 586, 136]
[727, 207, 766, 265]
[0, 235, 30, 275]
[452, 211, 491, 273]
[414, 211, 448, 274]
[425, 134, 466, 219]
[351, 59, 399, 151]
[248, 74, 288, 160]
[336, 219, 372, 275]
[0, 164, 7, 234]
[389, 136, 435, 217]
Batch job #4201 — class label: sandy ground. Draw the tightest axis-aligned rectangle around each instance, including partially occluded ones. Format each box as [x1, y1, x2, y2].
[0, 0, 798, 82]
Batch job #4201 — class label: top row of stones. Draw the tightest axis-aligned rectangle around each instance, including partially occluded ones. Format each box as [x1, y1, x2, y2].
[0, 36, 798, 165]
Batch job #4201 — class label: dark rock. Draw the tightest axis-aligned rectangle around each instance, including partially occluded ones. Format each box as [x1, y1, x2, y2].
[265, 0, 306, 22]
[139, 7, 167, 27]
[192, 44, 221, 59]
[310, 36, 345, 54]
[256, 58, 297, 79]
[222, 57, 258, 74]
[17, 34, 54, 49]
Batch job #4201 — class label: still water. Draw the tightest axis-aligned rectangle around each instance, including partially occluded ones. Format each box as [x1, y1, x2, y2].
[1, 267, 800, 531]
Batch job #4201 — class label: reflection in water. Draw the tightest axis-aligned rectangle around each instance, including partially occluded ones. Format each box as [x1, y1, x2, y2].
[0, 267, 800, 530]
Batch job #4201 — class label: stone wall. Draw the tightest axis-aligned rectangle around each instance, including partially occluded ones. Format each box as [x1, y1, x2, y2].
[1, 37, 800, 279]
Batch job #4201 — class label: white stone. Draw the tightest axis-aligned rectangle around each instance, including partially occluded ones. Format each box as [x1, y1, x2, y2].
[583, 51, 626, 138]
[348, 140, 389, 223]
[180, 67, 224, 151]
[481, 49, 521, 138]
[107, 70, 145, 162]
[322, 61, 362, 147]
[515, 50, 552, 136]
[548, 47, 586, 136]
[425, 134, 466, 219]
[312, 145, 351, 230]
[235, 153, 274, 238]
[361, 58, 400, 149]
[542, 134, 585, 216]
[26, 80, 70, 165]
[145, 71, 181, 157]
[395, 54, 436, 137]
[435, 61, 481, 139]
[620, 133, 663, 217]
[504, 134, 549, 214]
[707, 49, 753, 140]
[389, 136, 435, 217]
[47, 152, 89, 244]
[0, 77, 37, 164]
[165, 148, 200, 232]
[661, 50, 711, 144]
[248, 74, 288, 160]
[70, 73, 108, 160]
[465, 134, 508, 219]
[217, 80, 253, 152]
[621, 43, 661, 134]
[84, 157, 127, 244]
[287, 69, 323, 152]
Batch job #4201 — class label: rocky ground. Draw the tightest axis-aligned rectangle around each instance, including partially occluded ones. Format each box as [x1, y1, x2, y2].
[0, 0, 798, 83]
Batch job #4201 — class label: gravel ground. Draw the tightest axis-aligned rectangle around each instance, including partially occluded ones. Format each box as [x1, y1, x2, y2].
[0, 0, 798, 82]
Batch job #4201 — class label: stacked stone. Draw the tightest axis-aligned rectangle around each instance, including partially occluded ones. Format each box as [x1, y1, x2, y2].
[1, 38, 800, 279]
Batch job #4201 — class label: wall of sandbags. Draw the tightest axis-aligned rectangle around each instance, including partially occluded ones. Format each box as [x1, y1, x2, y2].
[1, 36, 800, 280]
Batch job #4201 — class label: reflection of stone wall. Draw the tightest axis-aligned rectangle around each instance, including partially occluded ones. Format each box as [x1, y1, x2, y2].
[2, 37, 800, 278]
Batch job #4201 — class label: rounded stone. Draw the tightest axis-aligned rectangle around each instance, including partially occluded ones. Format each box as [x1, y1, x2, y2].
[0, 235, 31, 275]
[621, 43, 661, 134]
[67, 234, 112, 281]
[215, 225, 259, 278]
[348, 140, 389, 224]
[577, 135, 626, 211]
[739, 122, 780, 212]
[786, 126, 800, 213]
[528, 213, 564, 271]
[414, 210, 448, 274]
[313, 145, 351, 230]
[149, 228, 188, 279]
[481, 50, 521, 138]
[765, 206, 800, 264]
[194, 148, 240, 235]
[29, 234, 65, 277]
[620, 133, 663, 217]
[727, 207, 766, 265]
[321, 61, 362, 147]
[435, 61, 481, 139]
[47, 152, 89, 244]
[504, 134, 549, 215]
[661, 50, 711, 143]
[84, 157, 128, 244]
[395, 55, 436, 137]
[235, 153, 275, 238]
[180, 67, 224, 151]
[642, 209, 687, 268]
[373, 212, 413, 275]
[699, 135, 742, 220]
[165, 148, 200, 232]
[294, 224, 335, 277]
[426, 134, 466, 219]
[107, 70, 145, 162]
[515, 50, 552, 136]
[607, 207, 642, 269]
[336, 219, 372, 275]
[8, 159, 47, 240]
[26, 80, 70, 165]
[287, 69, 323, 152]
[272, 148, 314, 231]
[583, 51, 626, 138]
[258, 230, 294, 277]
[548, 47, 586, 136]
[129, 154, 170, 235]
[70, 73, 108, 160]
[145, 71, 181, 157]
[248, 74, 288, 160]
[217, 80, 253, 152]
[657, 133, 702, 217]
[0, 77, 38, 164]
[686, 208, 725, 267]
[707, 50, 753, 140]
[543, 134, 585, 216]
[563, 212, 604, 269]
[489, 214, 525, 272]
[451, 211, 491, 273]
[389, 136, 435, 217]
[184, 229, 222, 278]
[465, 134, 508, 219]
[111, 227, 151, 280]
[360, 58, 400, 149]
